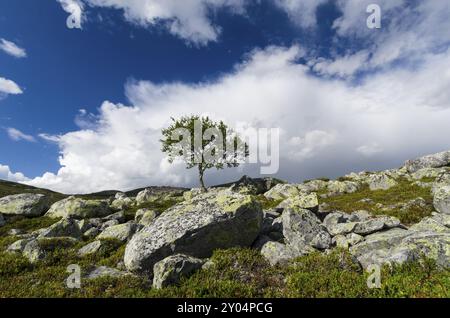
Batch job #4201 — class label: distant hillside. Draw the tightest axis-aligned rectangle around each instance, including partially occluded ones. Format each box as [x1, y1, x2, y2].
[0, 179, 188, 202]
[0, 179, 65, 204]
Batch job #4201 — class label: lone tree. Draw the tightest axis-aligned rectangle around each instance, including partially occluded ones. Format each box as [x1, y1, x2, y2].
[161, 115, 249, 192]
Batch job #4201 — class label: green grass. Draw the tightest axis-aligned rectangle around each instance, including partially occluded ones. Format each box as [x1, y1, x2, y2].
[0, 246, 448, 298]
[0, 216, 59, 237]
[254, 195, 283, 210]
[320, 178, 434, 224]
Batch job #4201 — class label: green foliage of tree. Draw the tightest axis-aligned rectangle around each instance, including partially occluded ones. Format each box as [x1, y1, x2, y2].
[161, 115, 249, 191]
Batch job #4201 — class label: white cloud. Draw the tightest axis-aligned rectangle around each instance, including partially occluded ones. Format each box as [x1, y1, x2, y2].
[0, 39, 27, 58]
[57, 0, 85, 29]
[0, 77, 23, 97]
[0, 164, 29, 182]
[276, 0, 450, 77]
[25, 45, 450, 194]
[5, 128, 36, 142]
[69, 0, 247, 44]
[274, 0, 328, 28]
[356, 143, 383, 157]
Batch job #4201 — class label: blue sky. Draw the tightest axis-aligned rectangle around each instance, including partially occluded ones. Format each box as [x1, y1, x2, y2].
[1, 0, 449, 193]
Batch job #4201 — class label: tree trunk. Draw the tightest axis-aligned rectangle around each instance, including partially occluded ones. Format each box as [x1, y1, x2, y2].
[198, 166, 207, 192]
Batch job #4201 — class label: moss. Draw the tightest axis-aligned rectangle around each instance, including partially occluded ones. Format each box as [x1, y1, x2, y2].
[321, 178, 434, 224]
[0, 216, 59, 237]
[254, 195, 283, 210]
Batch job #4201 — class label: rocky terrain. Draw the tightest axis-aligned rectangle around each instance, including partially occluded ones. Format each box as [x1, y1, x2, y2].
[0, 151, 449, 297]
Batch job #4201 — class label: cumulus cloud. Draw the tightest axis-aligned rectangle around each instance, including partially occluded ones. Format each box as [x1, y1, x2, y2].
[65, 0, 247, 44]
[5, 128, 36, 142]
[0, 164, 29, 182]
[277, 0, 450, 77]
[0, 39, 27, 58]
[0, 76, 23, 97]
[25, 44, 450, 194]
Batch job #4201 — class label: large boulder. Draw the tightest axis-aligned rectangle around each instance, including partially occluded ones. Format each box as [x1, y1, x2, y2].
[153, 254, 205, 289]
[219, 175, 283, 195]
[433, 186, 450, 214]
[97, 223, 139, 242]
[276, 192, 319, 213]
[367, 174, 398, 191]
[264, 184, 302, 201]
[404, 150, 450, 173]
[135, 187, 185, 205]
[326, 181, 359, 196]
[0, 194, 50, 217]
[349, 227, 450, 268]
[124, 190, 263, 275]
[37, 218, 83, 239]
[45, 196, 111, 219]
[282, 208, 331, 251]
[260, 241, 305, 266]
[110, 193, 135, 211]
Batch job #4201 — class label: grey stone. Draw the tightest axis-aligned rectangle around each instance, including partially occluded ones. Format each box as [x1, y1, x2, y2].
[367, 174, 398, 191]
[78, 240, 102, 257]
[124, 190, 263, 274]
[22, 240, 46, 263]
[404, 150, 450, 173]
[97, 223, 138, 242]
[433, 186, 450, 214]
[276, 192, 319, 213]
[85, 266, 130, 280]
[353, 216, 400, 235]
[45, 196, 111, 219]
[38, 218, 82, 239]
[7, 238, 33, 253]
[282, 208, 331, 250]
[0, 194, 49, 217]
[153, 254, 205, 289]
[263, 184, 302, 201]
[260, 241, 306, 266]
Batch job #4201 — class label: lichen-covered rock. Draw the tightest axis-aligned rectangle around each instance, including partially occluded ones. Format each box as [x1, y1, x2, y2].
[433, 186, 450, 214]
[431, 172, 450, 195]
[100, 219, 119, 231]
[260, 241, 305, 266]
[45, 196, 111, 219]
[263, 183, 302, 201]
[38, 218, 82, 239]
[136, 187, 184, 205]
[353, 216, 401, 235]
[22, 240, 46, 263]
[332, 233, 364, 249]
[302, 179, 329, 192]
[227, 175, 283, 195]
[124, 190, 263, 274]
[85, 266, 130, 280]
[409, 216, 450, 233]
[326, 222, 357, 236]
[367, 174, 398, 191]
[136, 209, 159, 226]
[78, 240, 102, 257]
[7, 238, 33, 253]
[153, 254, 205, 289]
[404, 150, 450, 173]
[110, 193, 134, 210]
[0, 194, 49, 217]
[411, 168, 447, 180]
[97, 223, 139, 242]
[83, 227, 100, 239]
[327, 181, 359, 196]
[276, 192, 319, 213]
[102, 211, 125, 223]
[282, 208, 331, 250]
